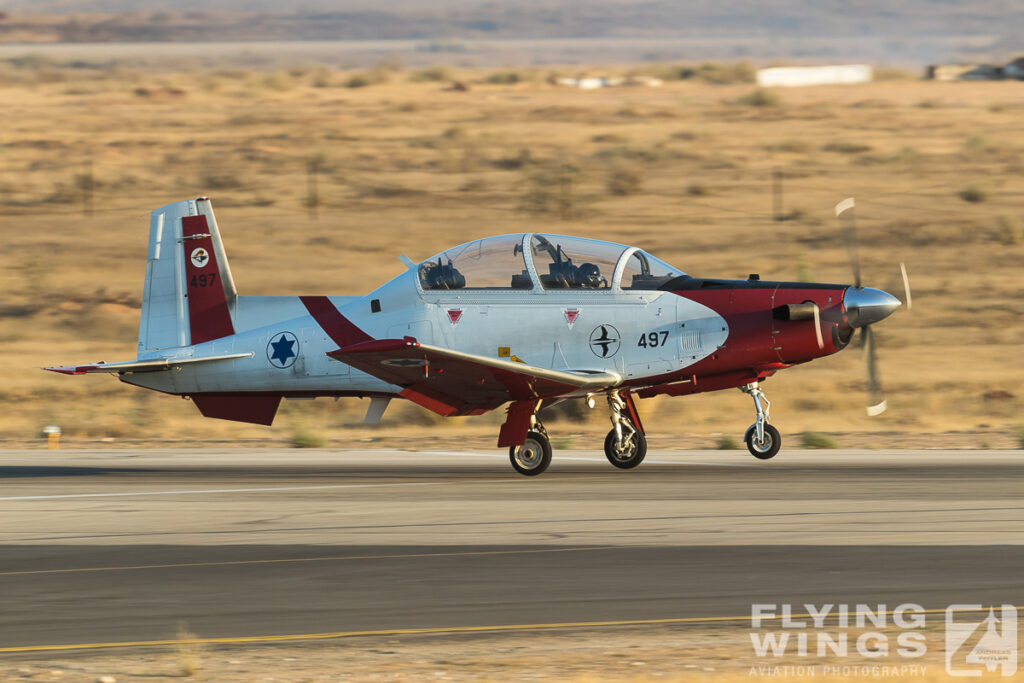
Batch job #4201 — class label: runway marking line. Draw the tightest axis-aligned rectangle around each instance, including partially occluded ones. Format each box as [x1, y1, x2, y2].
[0, 481, 445, 501]
[0, 545, 622, 576]
[1, 607, 1018, 654]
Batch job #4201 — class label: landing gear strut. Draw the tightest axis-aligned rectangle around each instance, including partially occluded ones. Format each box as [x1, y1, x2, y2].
[603, 391, 647, 469]
[741, 382, 781, 459]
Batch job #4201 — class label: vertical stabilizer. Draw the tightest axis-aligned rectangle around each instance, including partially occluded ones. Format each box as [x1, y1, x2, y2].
[138, 198, 237, 353]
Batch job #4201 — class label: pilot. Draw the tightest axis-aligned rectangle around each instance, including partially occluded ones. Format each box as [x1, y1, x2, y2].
[575, 262, 606, 288]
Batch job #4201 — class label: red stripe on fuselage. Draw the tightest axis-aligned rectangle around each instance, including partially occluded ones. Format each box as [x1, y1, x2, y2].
[300, 295, 373, 348]
[182, 214, 234, 345]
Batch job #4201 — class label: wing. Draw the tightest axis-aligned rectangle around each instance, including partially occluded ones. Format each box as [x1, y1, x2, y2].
[45, 353, 252, 375]
[328, 338, 620, 416]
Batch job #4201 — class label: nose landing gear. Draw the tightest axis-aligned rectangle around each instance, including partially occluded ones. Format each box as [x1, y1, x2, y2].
[741, 382, 781, 459]
[603, 391, 647, 469]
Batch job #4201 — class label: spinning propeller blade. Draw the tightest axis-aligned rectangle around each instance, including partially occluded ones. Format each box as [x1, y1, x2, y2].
[863, 326, 886, 416]
[836, 197, 861, 289]
[899, 262, 912, 311]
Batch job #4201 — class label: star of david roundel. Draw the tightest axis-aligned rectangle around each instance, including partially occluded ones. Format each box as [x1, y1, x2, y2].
[267, 331, 299, 369]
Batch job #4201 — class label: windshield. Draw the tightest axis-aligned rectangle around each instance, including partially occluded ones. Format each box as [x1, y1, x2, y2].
[418, 234, 532, 290]
[530, 234, 625, 290]
[620, 250, 685, 290]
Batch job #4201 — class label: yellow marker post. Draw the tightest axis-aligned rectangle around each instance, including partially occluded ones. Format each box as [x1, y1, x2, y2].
[43, 425, 61, 450]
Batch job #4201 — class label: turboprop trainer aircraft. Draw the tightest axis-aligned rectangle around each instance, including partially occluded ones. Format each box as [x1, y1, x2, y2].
[48, 197, 906, 475]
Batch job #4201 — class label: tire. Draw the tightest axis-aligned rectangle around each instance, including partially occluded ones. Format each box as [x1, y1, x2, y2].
[604, 428, 647, 469]
[744, 424, 781, 460]
[509, 430, 552, 476]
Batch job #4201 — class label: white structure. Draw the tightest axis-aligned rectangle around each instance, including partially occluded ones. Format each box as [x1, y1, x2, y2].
[756, 65, 873, 88]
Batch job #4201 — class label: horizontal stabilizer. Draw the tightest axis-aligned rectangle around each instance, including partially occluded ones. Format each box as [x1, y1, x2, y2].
[45, 352, 252, 376]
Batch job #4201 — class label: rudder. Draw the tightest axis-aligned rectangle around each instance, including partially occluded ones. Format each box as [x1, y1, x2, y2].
[138, 197, 237, 352]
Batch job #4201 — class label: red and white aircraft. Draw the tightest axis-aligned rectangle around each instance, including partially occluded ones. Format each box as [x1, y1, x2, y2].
[48, 197, 904, 475]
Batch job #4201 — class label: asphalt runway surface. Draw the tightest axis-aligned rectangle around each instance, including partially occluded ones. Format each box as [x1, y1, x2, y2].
[2, 448, 1023, 651]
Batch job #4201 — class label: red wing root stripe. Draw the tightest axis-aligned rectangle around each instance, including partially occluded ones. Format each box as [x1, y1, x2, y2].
[300, 296, 373, 348]
[181, 214, 234, 344]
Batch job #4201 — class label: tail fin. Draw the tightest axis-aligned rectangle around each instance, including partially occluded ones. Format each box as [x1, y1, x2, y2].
[138, 197, 237, 352]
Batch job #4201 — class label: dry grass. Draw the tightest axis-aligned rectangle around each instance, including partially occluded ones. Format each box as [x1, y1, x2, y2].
[175, 622, 204, 677]
[1, 623, 1007, 681]
[2, 62, 1023, 446]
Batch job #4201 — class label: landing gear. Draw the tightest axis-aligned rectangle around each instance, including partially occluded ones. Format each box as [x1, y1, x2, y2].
[741, 382, 781, 459]
[745, 423, 781, 459]
[502, 392, 646, 475]
[509, 427, 552, 475]
[603, 391, 647, 469]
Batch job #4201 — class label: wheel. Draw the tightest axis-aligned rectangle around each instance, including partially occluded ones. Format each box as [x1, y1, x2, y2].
[744, 424, 781, 460]
[604, 427, 647, 469]
[509, 430, 552, 476]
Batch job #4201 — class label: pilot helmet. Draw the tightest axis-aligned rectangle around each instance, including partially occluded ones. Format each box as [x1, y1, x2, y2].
[577, 262, 604, 287]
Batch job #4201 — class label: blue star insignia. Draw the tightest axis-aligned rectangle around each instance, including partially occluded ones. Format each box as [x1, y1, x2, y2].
[268, 333, 297, 367]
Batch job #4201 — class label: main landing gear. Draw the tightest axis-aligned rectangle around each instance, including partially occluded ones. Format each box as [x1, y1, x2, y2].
[506, 390, 646, 475]
[509, 423, 552, 476]
[741, 382, 781, 459]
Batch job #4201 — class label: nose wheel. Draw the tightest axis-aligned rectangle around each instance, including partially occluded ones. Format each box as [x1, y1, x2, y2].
[740, 382, 782, 459]
[603, 391, 647, 469]
[744, 423, 781, 459]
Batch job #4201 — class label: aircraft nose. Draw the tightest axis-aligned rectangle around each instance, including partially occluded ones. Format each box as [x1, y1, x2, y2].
[843, 287, 901, 327]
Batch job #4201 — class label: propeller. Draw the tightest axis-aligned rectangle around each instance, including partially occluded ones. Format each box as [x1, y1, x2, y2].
[897, 262, 913, 311]
[862, 325, 886, 416]
[835, 197, 904, 416]
[836, 197, 861, 288]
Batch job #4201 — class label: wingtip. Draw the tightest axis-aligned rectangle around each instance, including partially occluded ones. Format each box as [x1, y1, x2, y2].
[44, 365, 92, 375]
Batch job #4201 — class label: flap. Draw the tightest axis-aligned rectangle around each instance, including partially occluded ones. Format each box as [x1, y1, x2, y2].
[328, 337, 619, 415]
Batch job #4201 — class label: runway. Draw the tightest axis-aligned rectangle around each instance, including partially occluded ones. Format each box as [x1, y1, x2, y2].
[2, 448, 1023, 651]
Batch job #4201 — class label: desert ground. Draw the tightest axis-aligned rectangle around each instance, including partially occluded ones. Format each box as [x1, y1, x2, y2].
[1, 57, 1022, 450]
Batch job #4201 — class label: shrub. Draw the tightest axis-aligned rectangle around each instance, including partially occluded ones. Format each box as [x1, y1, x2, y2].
[686, 183, 708, 196]
[607, 166, 643, 196]
[262, 71, 294, 91]
[694, 61, 755, 84]
[1015, 425, 1024, 449]
[801, 431, 838, 449]
[873, 67, 912, 81]
[659, 61, 755, 84]
[959, 185, 988, 203]
[291, 429, 326, 448]
[823, 141, 872, 154]
[521, 164, 579, 219]
[345, 65, 390, 89]
[996, 215, 1023, 245]
[716, 435, 739, 450]
[409, 65, 453, 82]
[551, 436, 575, 449]
[735, 89, 781, 107]
[345, 73, 372, 88]
[766, 139, 810, 153]
[485, 70, 521, 84]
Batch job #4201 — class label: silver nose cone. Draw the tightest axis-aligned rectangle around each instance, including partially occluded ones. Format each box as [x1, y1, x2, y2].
[844, 287, 901, 327]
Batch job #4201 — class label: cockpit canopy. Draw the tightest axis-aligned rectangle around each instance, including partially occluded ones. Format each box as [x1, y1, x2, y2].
[417, 233, 684, 292]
